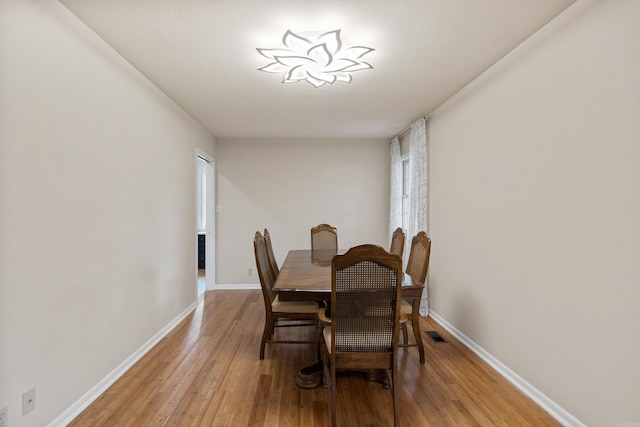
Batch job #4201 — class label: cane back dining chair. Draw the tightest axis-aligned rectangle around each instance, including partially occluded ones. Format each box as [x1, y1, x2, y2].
[263, 228, 279, 279]
[310, 223, 338, 251]
[389, 227, 405, 258]
[321, 244, 403, 427]
[253, 231, 319, 359]
[400, 231, 431, 363]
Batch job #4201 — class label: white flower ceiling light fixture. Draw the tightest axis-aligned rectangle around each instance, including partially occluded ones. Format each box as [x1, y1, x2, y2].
[256, 29, 375, 88]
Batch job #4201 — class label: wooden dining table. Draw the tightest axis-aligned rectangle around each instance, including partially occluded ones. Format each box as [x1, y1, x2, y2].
[273, 249, 426, 364]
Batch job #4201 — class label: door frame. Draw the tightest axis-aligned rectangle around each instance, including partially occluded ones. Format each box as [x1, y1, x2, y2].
[196, 149, 216, 292]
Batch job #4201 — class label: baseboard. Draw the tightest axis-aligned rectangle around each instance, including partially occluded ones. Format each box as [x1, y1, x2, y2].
[428, 310, 586, 427]
[49, 301, 198, 427]
[212, 283, 260, 290]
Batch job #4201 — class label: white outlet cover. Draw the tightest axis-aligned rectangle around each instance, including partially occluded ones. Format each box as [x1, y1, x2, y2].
[23, 387, 35, 415]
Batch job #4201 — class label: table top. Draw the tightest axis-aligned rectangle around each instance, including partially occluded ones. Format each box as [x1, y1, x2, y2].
[274, 249, 424, 301]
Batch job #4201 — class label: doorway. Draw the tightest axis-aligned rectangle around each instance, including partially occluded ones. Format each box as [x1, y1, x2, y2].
[196, 152, 215, 296]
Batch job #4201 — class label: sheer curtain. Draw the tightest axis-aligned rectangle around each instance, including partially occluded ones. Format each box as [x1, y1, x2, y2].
[407, 117, 429, 315]
[388, 137, 402, 244]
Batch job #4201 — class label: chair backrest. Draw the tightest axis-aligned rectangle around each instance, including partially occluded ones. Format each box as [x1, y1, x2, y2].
[406, 231, 431, 284]
[389, 227, 405, 258]
[331, 244, 402, 353]
[263, 228, 279, 279]
[253, 231, 277, 307]
[311, 223, 338, 251]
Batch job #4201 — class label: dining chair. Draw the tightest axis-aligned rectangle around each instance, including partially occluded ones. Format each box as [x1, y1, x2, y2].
[263, 228, 279, 279]
[310, 223, 338, 251]
[253, 231, 319, 359]
[389, 227, 405, 258]
[320, 244, 403, 427]
[400, 231, 431, 363]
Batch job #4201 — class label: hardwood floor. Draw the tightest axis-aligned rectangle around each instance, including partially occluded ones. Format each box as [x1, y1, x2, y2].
[69, 290, 560, 426]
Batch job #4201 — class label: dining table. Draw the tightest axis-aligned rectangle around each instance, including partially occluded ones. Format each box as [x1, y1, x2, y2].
[273, 248, 426, 365]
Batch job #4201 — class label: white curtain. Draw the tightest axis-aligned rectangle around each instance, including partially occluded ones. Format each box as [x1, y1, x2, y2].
[388, 137, 402, 244]
[407, 117, 429, 315]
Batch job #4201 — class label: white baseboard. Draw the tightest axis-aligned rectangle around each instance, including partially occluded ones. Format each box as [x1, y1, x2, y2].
[49, 301, 198, 427]
[428, 310, 586, 427]
[212, 283, 260, 290]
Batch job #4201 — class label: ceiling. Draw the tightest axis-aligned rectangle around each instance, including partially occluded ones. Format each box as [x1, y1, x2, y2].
[59, 0, 576, 140]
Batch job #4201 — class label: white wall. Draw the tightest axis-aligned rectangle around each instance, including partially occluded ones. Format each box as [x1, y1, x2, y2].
[215, 138, 390, 285]
[0, 1, 215, 426]
[428, 0, 640, 425]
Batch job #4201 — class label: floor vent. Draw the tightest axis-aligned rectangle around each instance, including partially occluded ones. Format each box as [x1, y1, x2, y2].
[426, 331, 447, 343]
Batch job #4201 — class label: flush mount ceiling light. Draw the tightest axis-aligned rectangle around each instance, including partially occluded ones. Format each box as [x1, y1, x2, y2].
[256, 29, 374, 88]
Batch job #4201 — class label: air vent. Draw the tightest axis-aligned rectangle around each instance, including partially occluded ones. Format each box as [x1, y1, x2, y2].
[426, 331, 446, 343]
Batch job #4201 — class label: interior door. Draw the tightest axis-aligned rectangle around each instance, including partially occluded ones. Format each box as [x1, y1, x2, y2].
[203, 157, 215, 291]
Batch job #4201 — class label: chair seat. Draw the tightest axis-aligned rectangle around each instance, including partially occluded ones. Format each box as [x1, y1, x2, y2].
[400, 298, 413, 315]
[272, 295, 319, 313]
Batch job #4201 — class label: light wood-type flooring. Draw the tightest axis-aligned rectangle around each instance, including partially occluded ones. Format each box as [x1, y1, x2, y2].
[69, 290, 560, 426]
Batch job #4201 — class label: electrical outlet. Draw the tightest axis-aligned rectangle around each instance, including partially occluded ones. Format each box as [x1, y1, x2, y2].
[22, 388, 35, 416]
[247, 268, 253, 276]
[0, 405, 8, 427]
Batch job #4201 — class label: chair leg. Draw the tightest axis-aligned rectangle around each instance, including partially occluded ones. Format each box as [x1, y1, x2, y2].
[411, 299, 425, 364]
[260, 315, 274, 360]
[330, 362, 337, 427]
[316, 321, 323, 361]
[391, 369, 398, 426]
[401, 322, 409, 345]
[322, 344, 330, 388]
